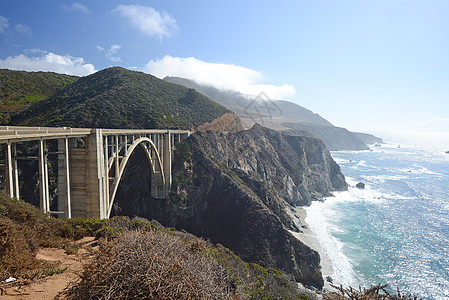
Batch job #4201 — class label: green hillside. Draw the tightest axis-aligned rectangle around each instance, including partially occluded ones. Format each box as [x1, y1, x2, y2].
[0, 69, 78, 124]
[10, 67, 231, 129]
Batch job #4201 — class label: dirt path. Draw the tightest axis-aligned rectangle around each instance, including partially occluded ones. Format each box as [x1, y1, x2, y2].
[1, 237, 97, 300]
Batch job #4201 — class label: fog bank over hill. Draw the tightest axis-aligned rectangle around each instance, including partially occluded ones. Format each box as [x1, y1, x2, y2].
[164, 76, 381, 151]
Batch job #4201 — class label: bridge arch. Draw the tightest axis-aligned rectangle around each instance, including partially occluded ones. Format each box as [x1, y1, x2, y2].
[106, 137, 165, 218]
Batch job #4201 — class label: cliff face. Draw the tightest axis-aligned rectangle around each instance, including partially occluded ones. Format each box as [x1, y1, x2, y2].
[112, 124, 347, 289]
[190, 124, 347, 207]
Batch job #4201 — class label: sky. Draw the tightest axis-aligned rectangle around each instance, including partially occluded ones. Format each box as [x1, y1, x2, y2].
[0, 0, 448, 134]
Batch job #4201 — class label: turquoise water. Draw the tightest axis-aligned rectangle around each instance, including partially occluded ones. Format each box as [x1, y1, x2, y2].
[306, 140, 449, 299]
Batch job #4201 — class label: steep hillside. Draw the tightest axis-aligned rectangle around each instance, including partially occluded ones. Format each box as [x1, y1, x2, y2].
[0, 193, 316, 299]
[10, 67, 240, 130]
[163, 76, 378, 150]
[282, 123, 368, 151]
[0, 69, 78, 124]
[164, 76, 251, 113]
[352, 131, 384, 145]
[275, 99, 333, 126]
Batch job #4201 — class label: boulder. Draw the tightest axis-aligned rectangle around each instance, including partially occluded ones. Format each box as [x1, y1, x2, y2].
[356, 182, 365, 189]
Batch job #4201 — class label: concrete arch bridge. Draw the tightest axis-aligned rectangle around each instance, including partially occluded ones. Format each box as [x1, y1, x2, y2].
[0, 126, 190, 219]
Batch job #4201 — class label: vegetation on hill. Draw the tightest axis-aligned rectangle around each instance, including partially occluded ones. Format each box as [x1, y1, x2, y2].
[0, 192, 119, 279]
[0, 69, 78, 124]
[0, 193, 316, 299]
[10, 67, 231, 129]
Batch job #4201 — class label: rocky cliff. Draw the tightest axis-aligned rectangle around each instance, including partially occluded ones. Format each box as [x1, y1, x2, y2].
[112, 124, 347, 289]
[196, 112, 244, 131]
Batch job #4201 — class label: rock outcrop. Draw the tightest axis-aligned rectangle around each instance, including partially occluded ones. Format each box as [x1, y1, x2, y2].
[356, 182, 365, 189]
[196, 112, 244, 131]
[112, 124, 347, 289]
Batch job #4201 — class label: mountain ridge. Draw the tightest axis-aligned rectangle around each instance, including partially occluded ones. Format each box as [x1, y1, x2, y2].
[10, 67, 242, 131]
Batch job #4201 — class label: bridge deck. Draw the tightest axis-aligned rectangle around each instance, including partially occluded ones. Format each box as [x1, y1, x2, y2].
[0, 126, 190, 142]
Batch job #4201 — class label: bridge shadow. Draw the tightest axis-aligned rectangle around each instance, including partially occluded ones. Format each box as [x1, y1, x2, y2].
[111, 145, 171, 222]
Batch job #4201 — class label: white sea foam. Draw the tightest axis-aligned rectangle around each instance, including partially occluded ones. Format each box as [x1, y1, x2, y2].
[305, 195, 359, 287]
[349, 176, 418, 202]
[363, 174, 409, 183]
[395, 166, 445, 176]
[350, 160, 381, 172]
[304, 174, 418, 287]
[333, 157, 351, 165]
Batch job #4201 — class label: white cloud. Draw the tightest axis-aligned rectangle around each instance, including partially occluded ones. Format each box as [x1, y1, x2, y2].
[0, 51, 96, 76]
[97, 44, 122, 62]
[112, 4, 177, 40]
[15, 24, 32, 37]
[62, 2, 91, 14]
[0, 15, 9, 33]
[143, 55, 296, 99]
[411, 117, 449, 132]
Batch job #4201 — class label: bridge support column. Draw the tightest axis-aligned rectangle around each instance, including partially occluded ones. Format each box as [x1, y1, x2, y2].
[38, 139, 50, 214]
[57, 138, 72, 218]
[4, 142, 19, 199]
[163, 131, 171, 197]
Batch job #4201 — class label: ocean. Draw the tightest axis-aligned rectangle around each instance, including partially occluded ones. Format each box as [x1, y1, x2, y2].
[305, 133, 449, 299]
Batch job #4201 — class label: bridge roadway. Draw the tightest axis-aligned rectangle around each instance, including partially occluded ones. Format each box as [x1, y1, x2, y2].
[0, 126, 190, 219]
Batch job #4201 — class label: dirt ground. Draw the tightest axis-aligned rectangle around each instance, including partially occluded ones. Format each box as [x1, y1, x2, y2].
[0, 237, 97, 300]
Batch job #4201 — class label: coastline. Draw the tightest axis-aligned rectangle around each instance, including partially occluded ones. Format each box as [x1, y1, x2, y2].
[288, 206, 334, 291]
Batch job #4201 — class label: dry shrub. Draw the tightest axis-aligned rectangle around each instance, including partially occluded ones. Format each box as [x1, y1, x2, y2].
[0, 217, 38, 277]
[324, 284, 421, 300]
[66, 229, 233, 299]
[0, 194, 65, 279]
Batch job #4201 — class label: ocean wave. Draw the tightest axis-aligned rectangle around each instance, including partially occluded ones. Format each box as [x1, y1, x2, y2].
[305, 201, 358, 287]
[395, 166, 445, 176]
[362, 174, 409, 183]
[350, 160, 382, 172]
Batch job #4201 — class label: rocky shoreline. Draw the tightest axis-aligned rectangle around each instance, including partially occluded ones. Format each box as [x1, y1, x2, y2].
[288, 207, 335, 291]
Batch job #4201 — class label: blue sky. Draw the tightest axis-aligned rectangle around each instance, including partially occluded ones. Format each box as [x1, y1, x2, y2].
[1, 1, 448, 134]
